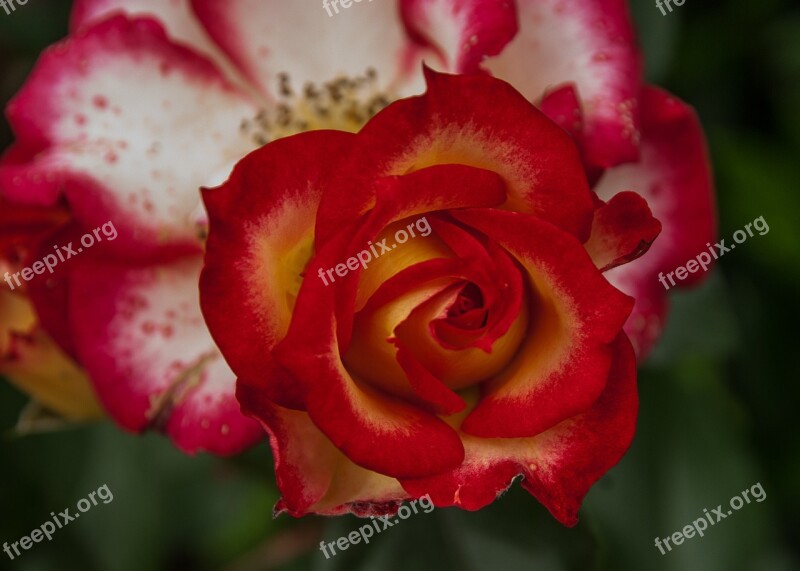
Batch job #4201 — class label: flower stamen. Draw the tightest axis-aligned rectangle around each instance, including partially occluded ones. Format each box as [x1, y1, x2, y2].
[241, 69, 393, 145]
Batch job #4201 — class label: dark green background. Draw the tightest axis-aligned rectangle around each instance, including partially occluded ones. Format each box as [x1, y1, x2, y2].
[1, 1, 798, 569]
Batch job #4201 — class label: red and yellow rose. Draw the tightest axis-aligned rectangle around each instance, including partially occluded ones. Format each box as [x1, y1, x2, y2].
[200, 70, 662, 523]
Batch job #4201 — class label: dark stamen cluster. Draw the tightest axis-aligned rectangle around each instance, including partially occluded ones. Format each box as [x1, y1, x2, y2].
[240, 68, 392, 145]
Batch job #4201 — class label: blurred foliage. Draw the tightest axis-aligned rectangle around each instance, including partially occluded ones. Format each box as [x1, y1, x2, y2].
[1, 0, 799, 570]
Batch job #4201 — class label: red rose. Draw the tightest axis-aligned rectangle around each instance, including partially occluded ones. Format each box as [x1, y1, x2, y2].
[200, 70, 663, 524]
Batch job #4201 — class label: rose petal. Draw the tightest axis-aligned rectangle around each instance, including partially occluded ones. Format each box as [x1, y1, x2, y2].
[394, 339, 466, 415]
[21, 223, 84, 359]
[427, 218, 525, 351]
[1, 15, 257, 261]
[275, 339, 466, 479]
[70, 0, 249, 90]
[347, 279, 465, 412]
[328, 163, 508, 351]
[0, 199, 69, 256]
[392, 281, 529, 391]
[0, 290, 35, 355]
[539, 82, 605, 184]
[352, 217, 456, 313]
[584, 190, 662, 272]
[539, 83, 584, 143]
[483, 0, 641, 169]
[201, 130, 357, 410]
[242, 402, 408, 517]
[401, 332, 637, 526]
[594, 86, 716, 357]
[69, 253, 262, 455]
[2, 329, 104, 421]
[316, 69, 595, 244]
[273, 209, 487, 477]
[225, 160, 505, 475]
[400, 0, 518, 73]
[191, 0, 430, 99]
[451, 208, 633, 438]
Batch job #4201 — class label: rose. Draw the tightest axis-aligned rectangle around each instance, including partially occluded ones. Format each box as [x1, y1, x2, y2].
[200, 69, 664, 523]
[0, 1, 714, 457]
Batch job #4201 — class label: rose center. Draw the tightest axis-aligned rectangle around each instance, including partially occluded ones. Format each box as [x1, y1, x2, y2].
[445, 283, 487, 328]
[240, 69, 393, 145]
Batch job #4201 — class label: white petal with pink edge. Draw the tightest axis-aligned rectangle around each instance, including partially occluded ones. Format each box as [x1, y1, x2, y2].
[594, 87, 716, 358]
[482, 0, 641, 169]
[1, 16, 258, 260]
[68, 253, 262, 455]
[70, 0, 250, 92]
[400, 0, 518, 73]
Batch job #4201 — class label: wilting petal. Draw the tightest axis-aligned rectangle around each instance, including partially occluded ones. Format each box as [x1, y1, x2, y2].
[401, 333, 637, 526]
[400, 0, 518, 73]
[451, 208, 633, 438]
[594, 86, 716, 357]
[68, 254, 262, 455]
[1, 16, 257, 260]
[192, 0, 430, 99]
[483, 0, 641, 169]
